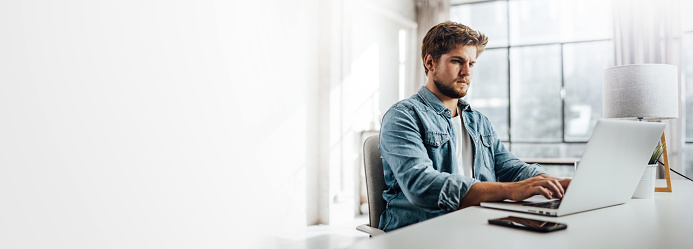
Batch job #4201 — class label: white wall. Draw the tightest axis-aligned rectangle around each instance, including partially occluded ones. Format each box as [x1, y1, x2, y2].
[311, 0, 417, 226]
[0, 0, 319, 248]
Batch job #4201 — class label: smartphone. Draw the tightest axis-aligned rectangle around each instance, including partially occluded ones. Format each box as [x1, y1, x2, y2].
[488, 216, 567, 233]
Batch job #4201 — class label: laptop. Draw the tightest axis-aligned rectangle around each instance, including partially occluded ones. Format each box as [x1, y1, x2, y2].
[480, 119, 665, 216]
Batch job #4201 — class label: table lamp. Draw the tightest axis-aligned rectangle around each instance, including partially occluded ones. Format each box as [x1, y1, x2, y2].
[602, 64, 679, 192]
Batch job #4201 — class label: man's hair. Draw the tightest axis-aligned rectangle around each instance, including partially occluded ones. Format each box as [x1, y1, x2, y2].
[421, 21, 488, 75]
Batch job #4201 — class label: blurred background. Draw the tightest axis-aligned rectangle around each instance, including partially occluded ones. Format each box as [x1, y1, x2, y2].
[0, 0, 691, 248]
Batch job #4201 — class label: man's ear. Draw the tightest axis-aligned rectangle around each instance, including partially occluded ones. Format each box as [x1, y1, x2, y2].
[424, 54, 435, 73]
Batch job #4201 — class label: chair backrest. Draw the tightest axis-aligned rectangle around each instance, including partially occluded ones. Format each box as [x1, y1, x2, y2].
[363, 135, 386, 229]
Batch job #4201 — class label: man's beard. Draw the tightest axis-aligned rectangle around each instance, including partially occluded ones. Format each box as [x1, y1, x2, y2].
[433, 74, 468, 99]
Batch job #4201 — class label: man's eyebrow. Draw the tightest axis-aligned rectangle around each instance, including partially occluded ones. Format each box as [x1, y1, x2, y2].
[450, 56, 473, 61]
[451, 56, 475, 63]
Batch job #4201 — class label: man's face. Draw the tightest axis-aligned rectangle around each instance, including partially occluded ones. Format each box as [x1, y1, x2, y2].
[430, 45, 477, 99]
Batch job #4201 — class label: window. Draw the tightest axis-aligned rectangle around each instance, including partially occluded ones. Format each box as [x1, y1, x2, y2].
[563, 41, 613, 142]
[465, 49, 509, 140]
[683, 0, 693, 176]
[510, 44, 563, 143]
[451, 0, 613, 159]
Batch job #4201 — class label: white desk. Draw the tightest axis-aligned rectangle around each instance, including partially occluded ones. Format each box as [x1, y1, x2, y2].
[351, 180, 693, 249]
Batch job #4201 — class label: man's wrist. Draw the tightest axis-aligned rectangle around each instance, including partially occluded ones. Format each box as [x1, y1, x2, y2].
[502, 181, 518, 200]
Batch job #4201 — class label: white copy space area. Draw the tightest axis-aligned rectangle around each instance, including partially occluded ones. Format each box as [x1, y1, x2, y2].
[0, 1, 318, 248]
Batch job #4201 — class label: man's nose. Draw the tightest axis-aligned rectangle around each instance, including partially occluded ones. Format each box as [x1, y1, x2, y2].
[459, 64, 470, 76]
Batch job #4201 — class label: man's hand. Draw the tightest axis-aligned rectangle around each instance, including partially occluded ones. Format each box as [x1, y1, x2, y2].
[459, 174, 571, 209]
[505, 175, 571, 201]
[537, 174, 571, 189]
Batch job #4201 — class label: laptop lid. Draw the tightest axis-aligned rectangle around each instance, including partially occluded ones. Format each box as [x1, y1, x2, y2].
[481, 119, 665, 216]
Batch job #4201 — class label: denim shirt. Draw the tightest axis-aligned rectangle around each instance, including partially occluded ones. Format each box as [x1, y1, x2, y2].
[378, 86, 547, 232]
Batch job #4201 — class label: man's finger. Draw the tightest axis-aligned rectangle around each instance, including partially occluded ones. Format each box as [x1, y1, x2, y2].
[535, 186, 552, 199]
[553, 179, 565, 197]
[543, 180, 563, 198]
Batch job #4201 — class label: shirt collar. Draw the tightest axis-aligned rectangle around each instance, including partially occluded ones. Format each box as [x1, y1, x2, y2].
[416, 86, 474, 117]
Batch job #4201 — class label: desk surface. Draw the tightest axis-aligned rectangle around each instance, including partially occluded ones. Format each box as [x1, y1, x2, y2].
[351, 180, 693, 249]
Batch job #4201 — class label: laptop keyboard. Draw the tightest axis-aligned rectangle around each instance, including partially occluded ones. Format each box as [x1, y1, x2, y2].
[522, 199, 562, 209]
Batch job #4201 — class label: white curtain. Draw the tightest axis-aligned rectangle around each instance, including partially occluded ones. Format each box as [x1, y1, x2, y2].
[612, 0, 685, 174]
[414, 0, 450, 91]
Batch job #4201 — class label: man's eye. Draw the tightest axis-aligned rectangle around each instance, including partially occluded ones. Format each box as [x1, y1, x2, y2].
[452, 60, 461, 64]
[469, 63, 475, 67]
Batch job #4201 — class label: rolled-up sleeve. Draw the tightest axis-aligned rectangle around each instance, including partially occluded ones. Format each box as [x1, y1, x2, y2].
[438, 174, 476, 212]
[380, 106, 478, 212]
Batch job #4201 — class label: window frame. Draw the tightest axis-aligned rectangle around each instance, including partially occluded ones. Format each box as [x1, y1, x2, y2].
[452, 0, 612, 155]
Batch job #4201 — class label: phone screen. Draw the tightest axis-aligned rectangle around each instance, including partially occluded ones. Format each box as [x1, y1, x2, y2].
[488, 216, 567, 233]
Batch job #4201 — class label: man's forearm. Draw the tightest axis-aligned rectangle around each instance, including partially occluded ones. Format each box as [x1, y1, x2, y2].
[458, 181, 509, 209]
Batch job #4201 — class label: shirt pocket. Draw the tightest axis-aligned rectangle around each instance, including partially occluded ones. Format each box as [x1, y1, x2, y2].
[480, 134, 493, 148]
[479, 134, 495, 164]
[477, 134, 497, 180]
[423, 132, 450, 147]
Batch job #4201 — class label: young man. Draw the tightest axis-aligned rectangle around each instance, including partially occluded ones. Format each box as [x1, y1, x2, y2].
[378, 21, 570, 232]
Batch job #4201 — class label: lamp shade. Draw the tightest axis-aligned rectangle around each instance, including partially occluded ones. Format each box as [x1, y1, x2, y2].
[602, 64, 679, 120]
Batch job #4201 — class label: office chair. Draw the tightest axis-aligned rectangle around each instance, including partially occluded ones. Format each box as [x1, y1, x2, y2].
[356, 135, 386, 236]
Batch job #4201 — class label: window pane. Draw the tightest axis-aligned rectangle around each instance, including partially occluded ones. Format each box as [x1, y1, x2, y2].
[450, 1, 508, 48]
[464, 48, 509, 140]
[683, 0, 693, 32]
[563, 41, 614, 142]
[509, 0, 612, 45]
[511, 143, 586, 158]
[685, 33, 693, 141]
[510, 142, 584, 177]
[510, 45, 562, 142]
